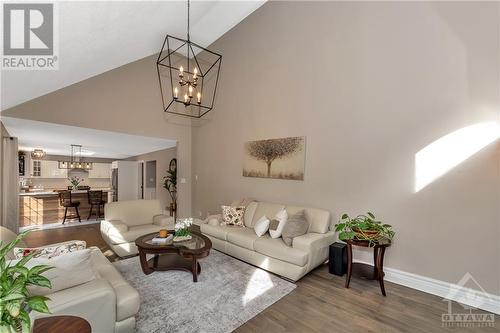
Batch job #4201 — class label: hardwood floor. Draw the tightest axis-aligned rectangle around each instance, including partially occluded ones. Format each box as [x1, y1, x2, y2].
[23, 224, 499, 332]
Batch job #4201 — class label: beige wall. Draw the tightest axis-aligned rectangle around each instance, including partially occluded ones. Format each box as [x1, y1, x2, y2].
[2, 55, 193, 218]
[192, 2, 500, 294]
[127, 147, 177, 210]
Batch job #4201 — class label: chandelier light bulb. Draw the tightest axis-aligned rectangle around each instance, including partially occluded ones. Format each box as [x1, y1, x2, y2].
[179, 66, 184, 77]
[188, 85, 193, 97]
[173, 87, 178, 99]
[193, 67, 198, 79]
[184, 94, 189, 103]
[197, 92, 201, 104]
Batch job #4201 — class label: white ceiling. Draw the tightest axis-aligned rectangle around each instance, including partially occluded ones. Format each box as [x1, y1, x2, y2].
[2, 117, 177, 159]
[1, 0, 265, 110]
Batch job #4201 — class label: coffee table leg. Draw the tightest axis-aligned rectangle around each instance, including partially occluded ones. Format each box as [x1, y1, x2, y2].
[139, 250, 153, 275]
[192, 258, 198, 282]
[153, 255, 159, 269]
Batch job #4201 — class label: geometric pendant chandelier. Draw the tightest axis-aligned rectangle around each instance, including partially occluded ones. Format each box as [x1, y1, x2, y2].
[58, 144, 93, 170]
[156, 0, 222, 118]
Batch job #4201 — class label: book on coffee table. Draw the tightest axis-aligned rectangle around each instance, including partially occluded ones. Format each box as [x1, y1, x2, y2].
[151, 234, 173, 244]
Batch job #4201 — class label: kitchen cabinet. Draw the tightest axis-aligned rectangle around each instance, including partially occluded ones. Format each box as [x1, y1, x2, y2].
[40, 160, 67, 179]
[88, 163, 111, 179]
[31, 160, 41, 177]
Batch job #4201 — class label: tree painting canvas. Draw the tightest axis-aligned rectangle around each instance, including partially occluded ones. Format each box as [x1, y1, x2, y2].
[243, 136, 306, 180]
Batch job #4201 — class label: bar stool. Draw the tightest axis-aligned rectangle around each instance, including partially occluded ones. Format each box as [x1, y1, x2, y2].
[87, 190, 105, 220]
[59, 190, 81, 224]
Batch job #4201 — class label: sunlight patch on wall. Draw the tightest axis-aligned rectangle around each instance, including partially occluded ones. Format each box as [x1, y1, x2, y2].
[415, 122, 499, 192]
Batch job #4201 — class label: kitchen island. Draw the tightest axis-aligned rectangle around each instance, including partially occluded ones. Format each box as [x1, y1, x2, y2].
[19, 189, 113, 227]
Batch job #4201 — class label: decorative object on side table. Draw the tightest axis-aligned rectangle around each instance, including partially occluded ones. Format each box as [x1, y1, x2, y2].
[163, 158, 177, 220]
[174, 218, 193, 242]
[0, 231, 53, 332]
[335, 212, 395, 247]
[335, 212, 395, 296]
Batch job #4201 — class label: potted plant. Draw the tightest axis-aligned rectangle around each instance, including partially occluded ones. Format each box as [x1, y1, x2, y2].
[163, 159, 177, 220]
[335, 212, 395, 246]
[0, 231, 53, 332]
[173, 218, 193, 242]
[68, 176, 83, 190]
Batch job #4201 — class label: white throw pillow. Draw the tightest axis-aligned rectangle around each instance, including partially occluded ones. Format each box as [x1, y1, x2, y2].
[269, 209, 288, 239]
[13, 240, 87, 259]
[19, 249, 97, 296]
[254, 216, 270, 237]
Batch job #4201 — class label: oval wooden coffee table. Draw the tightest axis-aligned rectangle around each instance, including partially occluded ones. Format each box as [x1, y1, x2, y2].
[135, 230, 211, 282]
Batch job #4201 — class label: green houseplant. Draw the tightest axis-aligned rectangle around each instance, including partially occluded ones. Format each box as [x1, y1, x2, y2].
[163, 159, 177, 220]
[335, 212, 395, 246]
[0, 231, 52, 333]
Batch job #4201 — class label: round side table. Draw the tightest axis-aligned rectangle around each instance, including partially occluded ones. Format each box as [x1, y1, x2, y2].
[345, 239, 391, 296]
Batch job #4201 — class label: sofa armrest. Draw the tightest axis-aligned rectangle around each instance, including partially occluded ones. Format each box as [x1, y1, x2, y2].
[153, 214, 174, 228]
[205, 214, 222, 226]
[101, 219, 129, 234]
[293, 232, 335, 268]
[31, 279, 116, 333]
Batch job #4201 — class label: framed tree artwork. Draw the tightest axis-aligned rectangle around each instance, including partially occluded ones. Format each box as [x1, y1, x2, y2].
[243, 136, 306, 180]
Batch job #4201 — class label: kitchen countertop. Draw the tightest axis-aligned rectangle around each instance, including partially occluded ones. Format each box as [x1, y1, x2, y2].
[19, 189, 113, 197]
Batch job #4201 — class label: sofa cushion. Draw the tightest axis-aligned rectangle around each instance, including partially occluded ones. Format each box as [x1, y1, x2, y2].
[285, 205, 331, 234]
[221, 205, 245, 226]
[19, 249, 97, 296]
[243, 202, 258, 227]
[282, 210, 309, 246]
[254, 237, 308, 266]
[200, 224, 237, 241]
[104, 200, 162, 227]
[250, 202, 285, 227]
[227, 228, 260, 250]
[106, 224, 164, 244]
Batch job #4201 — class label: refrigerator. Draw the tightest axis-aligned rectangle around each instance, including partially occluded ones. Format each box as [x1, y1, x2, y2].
[111, 161, 140, 201]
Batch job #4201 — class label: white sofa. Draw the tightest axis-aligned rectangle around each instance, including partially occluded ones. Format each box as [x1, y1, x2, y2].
[101, 199, 174, 257]
[0, 226, 140, 333]
[200, 201, 335, 281]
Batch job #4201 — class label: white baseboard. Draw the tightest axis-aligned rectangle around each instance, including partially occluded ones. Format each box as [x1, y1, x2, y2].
[355, 260, 500, 315]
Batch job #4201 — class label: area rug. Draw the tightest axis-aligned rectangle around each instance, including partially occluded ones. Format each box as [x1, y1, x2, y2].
[114, 250, 296, 333]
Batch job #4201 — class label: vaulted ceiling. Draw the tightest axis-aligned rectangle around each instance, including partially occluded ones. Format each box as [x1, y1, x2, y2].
[1, 1, 265, 111]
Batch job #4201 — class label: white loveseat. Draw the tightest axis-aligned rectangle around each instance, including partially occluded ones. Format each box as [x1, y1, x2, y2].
[0, 226, 140, 333]
[200, 201, 335, 281]
[101, 199, 174, 257]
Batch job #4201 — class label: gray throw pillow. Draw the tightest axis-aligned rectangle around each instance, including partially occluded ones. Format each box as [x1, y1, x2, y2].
[282, 210, 309, 246]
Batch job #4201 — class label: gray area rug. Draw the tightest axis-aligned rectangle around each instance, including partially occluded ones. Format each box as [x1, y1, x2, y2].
[114, 250, 296, 333]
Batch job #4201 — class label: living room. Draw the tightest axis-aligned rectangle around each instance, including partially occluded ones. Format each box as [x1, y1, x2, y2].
[0, 1, 499, 332]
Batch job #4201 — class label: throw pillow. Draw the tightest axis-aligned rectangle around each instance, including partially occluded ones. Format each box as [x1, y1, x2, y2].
[221, 206, 245, 227]
[282, 210, 309, 246]
[269, 209, 288, 239]
[13, 240, 87, 259]
[254, 216, 270, 237]
[14, 249, 97, 296]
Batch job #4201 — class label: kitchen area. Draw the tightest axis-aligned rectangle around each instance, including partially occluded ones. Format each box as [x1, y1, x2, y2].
[3, 117, 177, 231]
[19, 146, 114, 228]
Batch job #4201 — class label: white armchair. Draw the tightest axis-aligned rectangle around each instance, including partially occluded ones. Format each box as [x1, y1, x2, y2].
[101, 199, 174, 257]
[0, 226, 140, 333]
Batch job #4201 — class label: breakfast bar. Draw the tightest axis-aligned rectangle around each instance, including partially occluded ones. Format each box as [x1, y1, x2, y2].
[19, 189, 113, 227]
